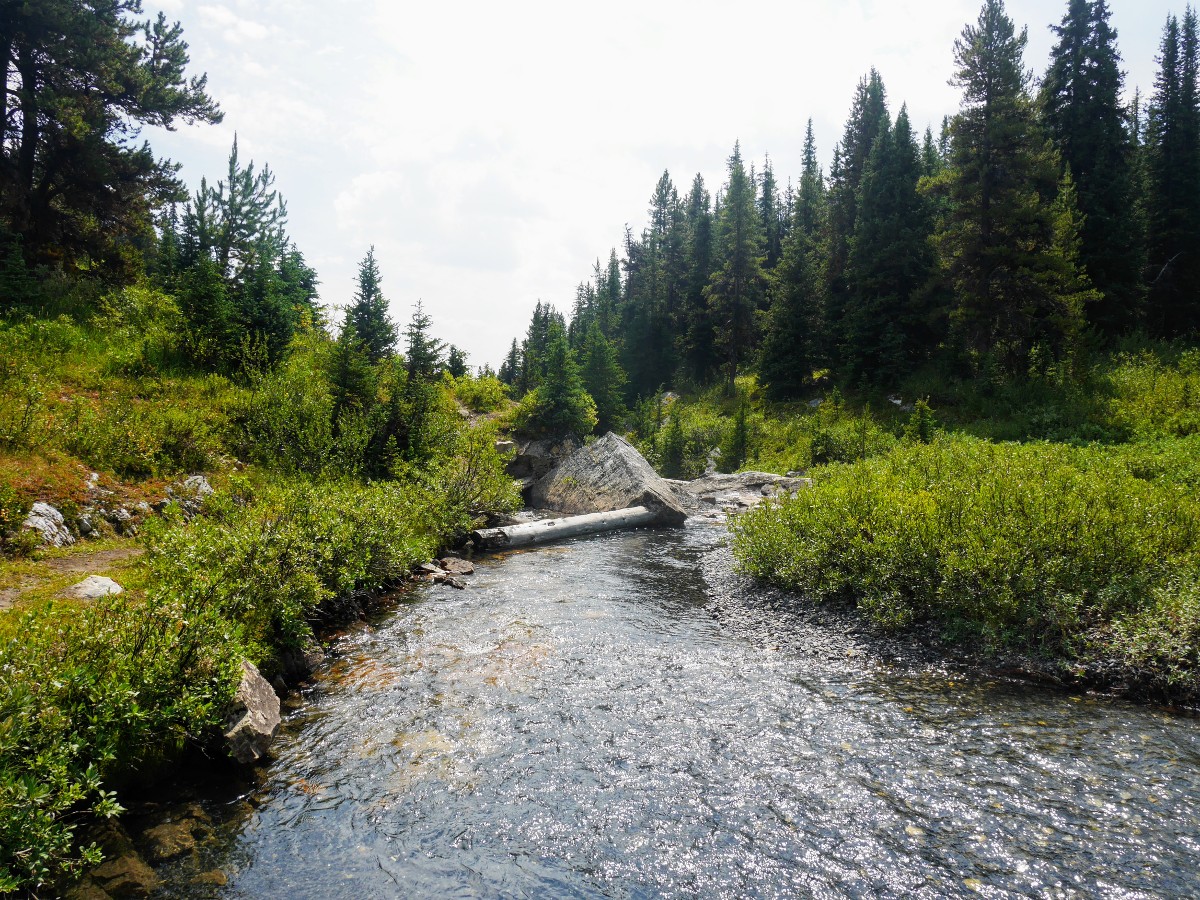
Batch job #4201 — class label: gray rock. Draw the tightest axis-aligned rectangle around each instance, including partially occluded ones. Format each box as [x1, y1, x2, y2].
[223, 660, 280, 765]
[65, 575, 123, 600]
[494, 439, 516, 455]
[506, 436, 581, 482]
[77, 513, 96, 535]
[672, 471, 812, 514]
[528, 432, 687, 526]
[22, 501, 75, 547]
[108, 507, 136, 536]
[169, 475, 214, 517]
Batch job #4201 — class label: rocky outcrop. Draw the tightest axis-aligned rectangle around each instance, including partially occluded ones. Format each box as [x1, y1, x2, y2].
[64, 575, 124, 601]
[506, 436, 581, 486]
[222, 660, 280, 765]
[670, 471, 812, 516]
[528, 432, 687, 525]
[22, 501, 75, 548]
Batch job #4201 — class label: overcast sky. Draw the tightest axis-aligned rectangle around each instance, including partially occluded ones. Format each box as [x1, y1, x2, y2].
[147, 0, 1177, 370]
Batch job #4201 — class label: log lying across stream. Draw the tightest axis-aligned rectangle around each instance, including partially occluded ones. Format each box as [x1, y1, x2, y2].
[471, 506, 659, 551]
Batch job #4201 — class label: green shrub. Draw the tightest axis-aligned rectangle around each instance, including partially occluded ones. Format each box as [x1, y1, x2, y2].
[453, 374, 509, 413]
[731, 435, 1200, 694]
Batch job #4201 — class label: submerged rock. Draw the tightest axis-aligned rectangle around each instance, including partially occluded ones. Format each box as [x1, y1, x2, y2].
[528, 432, 687, 526]
[223, 660, 281, 765]
[22, 501, 75, 548]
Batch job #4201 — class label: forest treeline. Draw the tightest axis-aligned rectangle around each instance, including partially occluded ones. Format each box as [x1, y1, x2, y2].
[499, 0, 1200, 425]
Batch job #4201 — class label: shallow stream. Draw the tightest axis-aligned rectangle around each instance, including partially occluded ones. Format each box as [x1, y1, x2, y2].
[153, 525, 1200, 898]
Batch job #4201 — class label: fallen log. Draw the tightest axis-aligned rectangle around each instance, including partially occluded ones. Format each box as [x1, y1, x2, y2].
[471, 506, 659, 551]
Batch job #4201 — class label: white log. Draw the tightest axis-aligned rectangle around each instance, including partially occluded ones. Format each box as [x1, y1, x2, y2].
[471, 505, 660, 550]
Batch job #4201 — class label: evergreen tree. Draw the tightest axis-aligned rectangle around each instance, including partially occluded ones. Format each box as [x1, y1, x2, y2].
[678, 174, 718, 385]
[579, 320, 627, 433]
[935, 0, 1085, 372]
[0, 2, 222, 273]
[445, 345, 469, 378]
[758, 122, 827, 401]
[404, 299, 445, 381]
[1145, 9, 1200, 336]
[705, 143, 766, 392]
[844, 106, 935, 383]
[347, 246, 396, 363]
[526, 321, 597, 437]
[1041, 0, 1142, 335]
[328, 322, 377, 435]
[759, 155, 784, 269]
[498, 338, 521, 386]
[825, 70, 889, 353]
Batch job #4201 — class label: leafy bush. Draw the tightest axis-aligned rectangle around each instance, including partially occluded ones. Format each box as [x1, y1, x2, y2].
[731, 435, 1200, 695]
[0, 457, 516, 893]
[453, 374, 509, 413]
[59, 395, 222, 479]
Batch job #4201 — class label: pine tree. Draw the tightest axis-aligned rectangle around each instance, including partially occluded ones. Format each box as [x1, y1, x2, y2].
[705, 143, 766, 392]
[0, 2, 222, 273]
[1041, 0, 1142, 335]
[347, 247, 396, 363]
[935, 0, 1085, 372]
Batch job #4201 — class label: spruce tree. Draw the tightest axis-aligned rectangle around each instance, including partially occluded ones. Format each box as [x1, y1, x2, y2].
[758, 121, 828, 401]
[678, 174, 718, 385]
[935, 0, 1085, 372]
[347, 246, 396, 363]
[1041, 0, 1142, 335]
[580, 321, 627, 433]
[844, 106, 935, 383]
[404, 299, 445, 381]
[705, 143, 766, 392]
[1145, 10, 1200, 336]
[825, 71, 889, 354]
[530, 322, 597, 437]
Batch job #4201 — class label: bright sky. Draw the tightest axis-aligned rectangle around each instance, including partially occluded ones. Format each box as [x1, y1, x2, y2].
[147, 0, 1176, 370]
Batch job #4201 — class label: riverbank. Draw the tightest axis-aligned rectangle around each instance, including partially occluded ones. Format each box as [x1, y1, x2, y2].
[729, 435, 1200, 707]
[0, 470, 521, 895]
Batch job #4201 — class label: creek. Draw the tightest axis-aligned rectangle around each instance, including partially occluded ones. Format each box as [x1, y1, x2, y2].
[151, 524, 1200, 898]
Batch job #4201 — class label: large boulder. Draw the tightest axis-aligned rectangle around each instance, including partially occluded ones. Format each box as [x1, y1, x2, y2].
[528, 432, 687, 525]
[506, 436, 581, 483]
[64, 575, 124, 601]
[21, 501, 75, 548]
[222, 660, 280, 765]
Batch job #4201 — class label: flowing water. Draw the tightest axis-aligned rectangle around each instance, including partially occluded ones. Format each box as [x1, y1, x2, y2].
[154, 525, 1200, 898]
